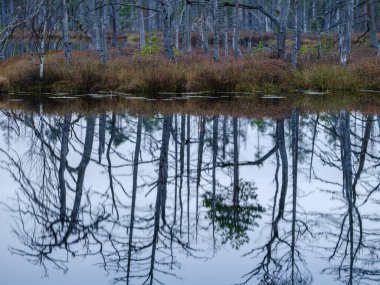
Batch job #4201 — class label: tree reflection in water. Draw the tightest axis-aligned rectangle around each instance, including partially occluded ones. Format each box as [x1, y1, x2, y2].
[1, 107, 380, 284]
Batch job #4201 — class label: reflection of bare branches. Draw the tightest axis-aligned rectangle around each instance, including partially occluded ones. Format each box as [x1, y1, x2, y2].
[241, 117, 312, 285]
[1, 114, 111, 276]
[312, 112, 380, 284]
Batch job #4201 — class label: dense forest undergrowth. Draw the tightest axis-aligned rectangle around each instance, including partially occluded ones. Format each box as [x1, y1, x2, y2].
[1, 32, 380, 94]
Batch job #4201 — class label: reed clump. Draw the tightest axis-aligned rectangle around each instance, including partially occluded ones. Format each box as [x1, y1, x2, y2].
[0, 55, 39, 88]
[294, 64, 358, 91]
[115, 57, 187, 93]
[350, 58, 380, 90]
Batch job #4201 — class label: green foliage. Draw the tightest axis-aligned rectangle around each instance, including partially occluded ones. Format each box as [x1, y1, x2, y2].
[300, 44, 317, 55]
[203, 180, 265, 249]
[140, 32, 161, 57]
[173, 47, 181, 57]
[255, 41, 265, 54]
[142, 117, 161, 133]
[310, 21, 318, 32]
[321, 35, 335, 51]
[119, 5, 131, 17]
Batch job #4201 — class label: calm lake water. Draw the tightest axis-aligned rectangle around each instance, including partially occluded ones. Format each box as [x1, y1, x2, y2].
[0, 96, 379, 285]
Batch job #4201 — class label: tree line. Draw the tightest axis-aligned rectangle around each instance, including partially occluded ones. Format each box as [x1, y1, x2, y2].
[0, 0, 379, 70]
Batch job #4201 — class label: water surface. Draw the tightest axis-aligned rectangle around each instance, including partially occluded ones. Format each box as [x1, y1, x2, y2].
[0, 96, 379, 285]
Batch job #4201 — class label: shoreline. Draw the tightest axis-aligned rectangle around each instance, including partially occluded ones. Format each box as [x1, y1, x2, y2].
[2, 91, 380, 118]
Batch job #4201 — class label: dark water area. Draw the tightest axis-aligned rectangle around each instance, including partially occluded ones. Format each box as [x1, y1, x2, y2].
[0, 95, 380, 285]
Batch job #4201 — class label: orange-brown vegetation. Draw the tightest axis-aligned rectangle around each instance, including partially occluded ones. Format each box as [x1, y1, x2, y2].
[0, 38, 380, 94]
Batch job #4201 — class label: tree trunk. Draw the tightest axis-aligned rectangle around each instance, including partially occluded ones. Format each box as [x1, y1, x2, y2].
[202, 2, 209, 55]
[62, 0, 71, 62]
[213, 0, 220, 62]
[223, 7, 228, 58]
[160, 0, 174, 59]
[138, 0, 146, 48]
[110, 0, 119, 47]
[39, 3, 48, 80]
[365, 0, 378, 48]
[291, 0, 302, 67]
[277, 0, 291, 59]
[185, 3, 192, 53]
[95, 0, 107, 64]
[339, 0, 354, 65]
[1, 0, 6, 27]
[232, 0, 241, 58]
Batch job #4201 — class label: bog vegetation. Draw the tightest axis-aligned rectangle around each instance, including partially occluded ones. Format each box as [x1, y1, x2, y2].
[0, 0, 379, 94]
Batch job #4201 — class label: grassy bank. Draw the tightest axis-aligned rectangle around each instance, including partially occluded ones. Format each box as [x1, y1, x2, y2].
[0, 49, 380, 94]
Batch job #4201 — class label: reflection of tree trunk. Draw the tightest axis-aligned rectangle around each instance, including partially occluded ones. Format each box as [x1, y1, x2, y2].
[146, 115, 172, 285]
[276, 119, 288, 222]
[291, 109, 299, 284]
[309, 113, 319, 182]
[222, 117, 227, 159]
[179, 115, 185, 235]
[106, 113, 119, 218]
[126, 116, 142, 284]
[352, 115, 373, 194]
[98, 113, 106, 163]
[340, 111, 354, 284]
[212, 116, 218, 246]
[64, 115, 95, 241]
[233, 118, 239, 207]
[174, 116, 178, 225]
[257, 119, 288, 269]
[59, 114, 71, 225]
[196, 118, 206, 234]
[187, 115, 191, 241]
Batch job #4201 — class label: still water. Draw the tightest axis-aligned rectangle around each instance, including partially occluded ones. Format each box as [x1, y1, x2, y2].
[0, 98, 379, 285]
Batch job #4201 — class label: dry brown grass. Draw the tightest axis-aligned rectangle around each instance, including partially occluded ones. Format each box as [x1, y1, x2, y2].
[0, 51, 295, 94]
[1, 48, 380, 94]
